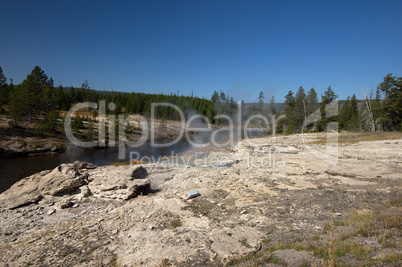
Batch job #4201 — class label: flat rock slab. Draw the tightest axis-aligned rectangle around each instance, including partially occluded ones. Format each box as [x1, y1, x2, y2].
[271, 249, 311, 266]
[0, 170, 49, 209]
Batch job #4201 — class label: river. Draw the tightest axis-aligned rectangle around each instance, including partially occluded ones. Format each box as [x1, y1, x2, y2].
[0, 128, 266, 193]
[0, 139, 193, 193]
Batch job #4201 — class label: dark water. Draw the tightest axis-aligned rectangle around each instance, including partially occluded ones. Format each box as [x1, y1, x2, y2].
[0, 139, 192, 193]
[0, 128, 265, 193]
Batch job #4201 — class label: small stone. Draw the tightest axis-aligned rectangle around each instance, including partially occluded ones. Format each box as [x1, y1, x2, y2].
[47, 208, 56, 215]
[79, 185, 91, 198]
[4, 230, 13, 236]
[56, 199, 74, 209]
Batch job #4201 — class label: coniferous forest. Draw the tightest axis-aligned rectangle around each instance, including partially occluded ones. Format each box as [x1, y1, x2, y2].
[0, 65, 401, 135]
[0, 66, 216, 131]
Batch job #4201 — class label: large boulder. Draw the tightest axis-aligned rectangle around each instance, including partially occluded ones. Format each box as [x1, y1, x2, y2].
[0, 170, 49, 209]
[125, 178, 151, 200]
[131, 166, 148, 179]
[0, 161, 95, 209]
[38, 164, 85, 196]
[0, 162, 151, 209]
[88, 165, 151, 200]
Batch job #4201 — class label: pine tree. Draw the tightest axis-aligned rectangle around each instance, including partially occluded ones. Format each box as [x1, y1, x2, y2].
[18, 66, 53, 120]
[0, 67, 6, 86]
[339, 94, 358, 131]
[0, 67, 8, 109]
[258, 91, 265, 114]
[284, 90, 296, 133]
[318, 86, 338, 131]
[219, 91, 226, 102]
[8, 86, 26, 126]
[211, 90, 219, 103]
[295, 86, 307, 129]
[377, 73, 402, 130]
[306, 88, 318, 116]
[269, 96, 277, 115]
[81, 80, 90, 90]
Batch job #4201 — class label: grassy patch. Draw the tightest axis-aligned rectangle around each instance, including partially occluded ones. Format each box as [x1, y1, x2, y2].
[168, 218, 182, 229]
[334, 241, 370, 260]
[380, 253, 402, 264]
[110, 160, 148, 166]
[307, 131, 402, 145]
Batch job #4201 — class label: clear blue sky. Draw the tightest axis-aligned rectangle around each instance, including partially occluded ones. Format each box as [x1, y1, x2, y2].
[1, 0, 401, 102]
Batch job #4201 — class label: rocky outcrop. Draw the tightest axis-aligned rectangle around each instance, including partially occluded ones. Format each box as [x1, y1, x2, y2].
[38, 164, 85, 196]
[87, 165, 150, 200]
[0, 161, 92, 209]
[0, 170, 49, 209]
[0, 161, 151, 209]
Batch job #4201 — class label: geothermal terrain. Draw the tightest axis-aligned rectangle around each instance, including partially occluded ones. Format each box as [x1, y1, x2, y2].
[0, 132, 401, 266]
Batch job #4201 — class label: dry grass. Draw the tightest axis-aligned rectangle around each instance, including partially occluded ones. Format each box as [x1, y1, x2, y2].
[225, 201, 402, 266]
[307, 131, 402, 145]
[109, 160, 148, 166]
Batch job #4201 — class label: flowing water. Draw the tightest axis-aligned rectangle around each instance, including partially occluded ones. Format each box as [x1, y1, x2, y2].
[0, 139, 192, 193]
[0, 128, 265, 193]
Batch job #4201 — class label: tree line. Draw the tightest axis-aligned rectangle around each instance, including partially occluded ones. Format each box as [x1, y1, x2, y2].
[0, 66, 216, 132]
[274, 75, 401, 133]
[217, 75, 401, 133]
[0, 65, 400, 135]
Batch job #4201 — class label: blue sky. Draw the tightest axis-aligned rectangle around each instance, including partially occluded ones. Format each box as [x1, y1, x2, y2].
[1, 0, 401, 102]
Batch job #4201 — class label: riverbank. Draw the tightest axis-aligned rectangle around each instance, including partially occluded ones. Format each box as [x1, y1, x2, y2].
[0, 132, 401, 266]
[0, 114, 194, 159]
[0, 116, 66, 159]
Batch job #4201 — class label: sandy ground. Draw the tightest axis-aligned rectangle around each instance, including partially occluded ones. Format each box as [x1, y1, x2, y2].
[0, 132, 401, 266]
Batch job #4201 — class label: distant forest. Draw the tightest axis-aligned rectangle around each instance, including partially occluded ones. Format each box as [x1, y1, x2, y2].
[0, 66, 216, 128]
[0, 66, 401, 135]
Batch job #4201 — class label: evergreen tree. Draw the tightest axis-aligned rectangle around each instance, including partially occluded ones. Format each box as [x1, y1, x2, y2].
[8, 86, 26, 125]
[219, 90, 226, 102]
[0, 67, 9, 109]
[0, 67, 6, 86]
[318, 86, 338, 131]
[377, 73, 402, 130]
[81, 80, 90, 90]
[16, 66, 53, 120]
[321, 86, 338, 105]
[269, 96, 277, 115]
[339, 94, 358, 131]
[306, 88, 318, 116]
[371, 88, 385, 130]
[283, 90, 296, 133]
[211, 90, 219, 104]
[294, 86, 307, 129]
[258, 91, 265, 114]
